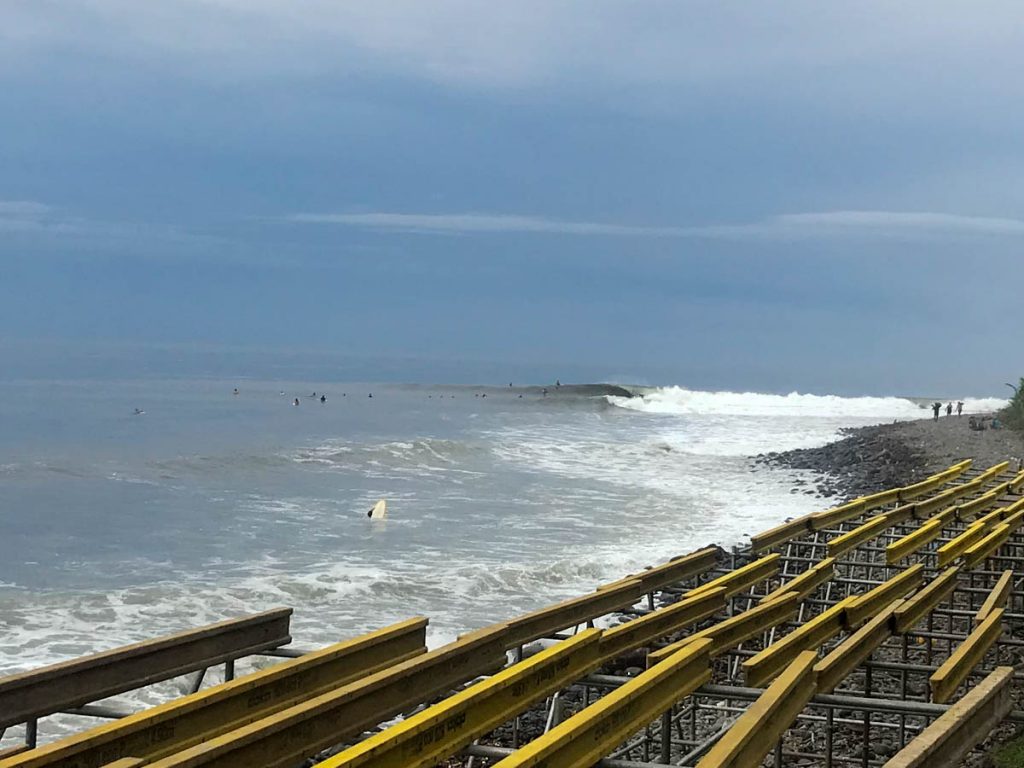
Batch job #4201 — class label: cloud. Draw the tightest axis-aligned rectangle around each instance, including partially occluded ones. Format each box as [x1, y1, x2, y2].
[3, 1, 1024, 106]
[770, 211, 1024, 236]
[0, 200, 234, 257]
[0, 200, 57, 233]
[286, 210, 1024, 241]
[285, 212, 695, 237]
[0, 200, 51, 217]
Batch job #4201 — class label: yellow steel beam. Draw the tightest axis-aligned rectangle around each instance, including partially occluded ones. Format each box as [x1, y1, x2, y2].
[859, 487, 902, 507]
[647, 593, 799, 666]
[317, 630, 603, 768]
[946, 505, 1019, 573]
[936, 522, 988, 568]
[914, 465, 990, 514]
[2, 618, 429, 768]
[140, 625, 509, 768]
[886, 519, 944, 565]
[959, 485, 1010, 520]
[759, 558, 835, 605]
[504, 578, 645, 649]
[752, 460, 971, 549]
[892, 567, 961, 634]
[977, 461, 1011, 482]
[898, 478, 942, 502]
[809, 500, 867, 531]
[814, 599, 903, 693]
[0, 746, 31, 761]
[598, 588, 725, 663]
[974, 496, 1024, 527]
[830, 504, 919, 559]
[697, 650, 818, 768]
[973, 505, 1008, 530]
[914, 488, 964, 518]
[750, 517, 812, 554]
[741, 597, 855, 689]
[975, 570, 1014, 627]
[0, 608, 294, 731]
[933, 504, 966, 526]
[962, 524, 1011, 570]
[597, 547, 719, 594]
[827, 515, 893, 558]
[688, 554, 779, 599]
[930, 608, 1004, 704]
[845, 564, 925, 629]
[884, 666, 1013, 768]
[1006, 508, 1024, 530]
[491, 640, 713, 768]
[899, 459, 985, 506]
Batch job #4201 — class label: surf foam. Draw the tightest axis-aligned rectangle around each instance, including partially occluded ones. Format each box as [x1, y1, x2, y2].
[608, 387, 1006, 418]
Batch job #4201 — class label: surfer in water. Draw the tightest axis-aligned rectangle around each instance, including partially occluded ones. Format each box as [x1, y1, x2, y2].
[320, 394, 326, 403]
[293, 398, 300, 406]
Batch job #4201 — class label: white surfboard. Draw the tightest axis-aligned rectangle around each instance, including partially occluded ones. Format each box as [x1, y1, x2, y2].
[368, 499, 387, 520]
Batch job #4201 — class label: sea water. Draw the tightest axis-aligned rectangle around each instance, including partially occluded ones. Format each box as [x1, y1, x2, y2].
[0, 371, 1007, 744]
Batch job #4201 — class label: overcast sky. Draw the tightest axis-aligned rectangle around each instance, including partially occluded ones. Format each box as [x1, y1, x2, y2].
[2, 2, 1023, 393]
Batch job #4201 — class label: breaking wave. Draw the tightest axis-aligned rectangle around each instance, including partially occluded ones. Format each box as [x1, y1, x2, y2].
[608, 387, 1006, 419]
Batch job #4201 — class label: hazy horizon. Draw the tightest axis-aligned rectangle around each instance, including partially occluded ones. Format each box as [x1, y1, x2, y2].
[1, 338, 1013, 401]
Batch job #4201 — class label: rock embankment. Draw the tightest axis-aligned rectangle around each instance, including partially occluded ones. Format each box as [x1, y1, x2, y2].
[755, 415, 1024, 502]
[754, 422, 932, 501]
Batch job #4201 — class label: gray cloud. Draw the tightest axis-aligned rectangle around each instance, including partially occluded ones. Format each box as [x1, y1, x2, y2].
[286, 210, 1024, 240]
[0, 199, 234, 257]
[0, 200, 51, 216]
[285, 212, 694, 237]
[3, 1, 1023, 106]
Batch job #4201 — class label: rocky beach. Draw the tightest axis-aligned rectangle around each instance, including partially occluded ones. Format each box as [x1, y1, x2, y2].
[757, 413, 1024, 502]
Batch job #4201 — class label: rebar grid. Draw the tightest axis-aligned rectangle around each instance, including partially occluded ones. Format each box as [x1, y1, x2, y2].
[463, 465, 1024, 767]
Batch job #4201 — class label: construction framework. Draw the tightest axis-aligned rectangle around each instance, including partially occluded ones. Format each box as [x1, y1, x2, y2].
[3, 458, 1024, 768]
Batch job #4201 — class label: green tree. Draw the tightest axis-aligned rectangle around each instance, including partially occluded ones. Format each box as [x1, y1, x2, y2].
[1003, 377, 1024, 430]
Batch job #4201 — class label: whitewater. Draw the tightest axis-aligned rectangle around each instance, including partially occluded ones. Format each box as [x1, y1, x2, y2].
[0, 377, 1006, 746]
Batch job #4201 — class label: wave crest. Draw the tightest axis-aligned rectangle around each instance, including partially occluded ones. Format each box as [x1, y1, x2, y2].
[609, 386, 1006, 418]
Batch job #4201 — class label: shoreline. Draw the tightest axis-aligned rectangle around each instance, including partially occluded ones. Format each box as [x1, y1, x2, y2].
[755, 413, 1024, 504]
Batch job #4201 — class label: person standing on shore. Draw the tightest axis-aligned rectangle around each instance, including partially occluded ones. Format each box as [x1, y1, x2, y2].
[946, 402, 953, 416]
[932, 402, 941, 420]
[957, 401, 964, 416]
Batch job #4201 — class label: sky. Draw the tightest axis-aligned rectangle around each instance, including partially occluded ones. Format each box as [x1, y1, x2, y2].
[2, 2, 1024, 394]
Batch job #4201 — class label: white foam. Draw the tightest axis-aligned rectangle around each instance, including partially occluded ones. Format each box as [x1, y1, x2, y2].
[609, 386, 930, 418]
[962, 397, 1011, 413]
[610, 386, 1008, 419]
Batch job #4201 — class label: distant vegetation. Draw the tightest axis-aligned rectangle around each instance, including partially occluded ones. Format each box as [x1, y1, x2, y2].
[1002, 377, 1024, 430]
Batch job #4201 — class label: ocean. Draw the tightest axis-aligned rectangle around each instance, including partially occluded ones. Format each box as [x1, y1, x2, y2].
[0, 368, 1007, 744]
